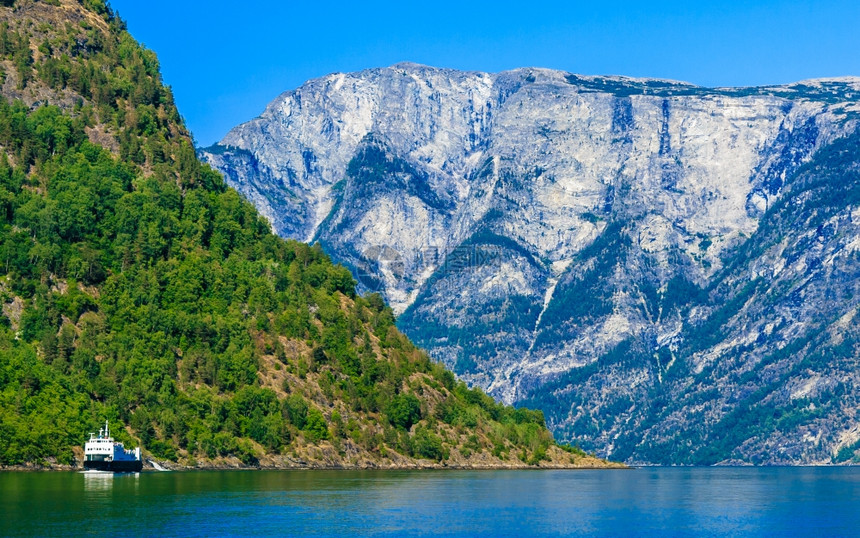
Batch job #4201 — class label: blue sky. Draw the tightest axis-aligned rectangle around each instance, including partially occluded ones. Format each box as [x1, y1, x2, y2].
[110, 0, 860, 147]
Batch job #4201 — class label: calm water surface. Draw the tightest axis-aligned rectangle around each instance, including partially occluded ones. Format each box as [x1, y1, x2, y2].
[2, 467, 859, 536]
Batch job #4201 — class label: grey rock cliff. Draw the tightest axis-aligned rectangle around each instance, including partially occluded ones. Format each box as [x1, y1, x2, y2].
[201, 64, 860, 464]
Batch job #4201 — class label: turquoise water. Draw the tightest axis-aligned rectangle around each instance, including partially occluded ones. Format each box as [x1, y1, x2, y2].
[1, 467, 858, 536]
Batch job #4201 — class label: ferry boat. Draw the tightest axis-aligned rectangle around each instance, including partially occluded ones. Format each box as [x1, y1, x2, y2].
[83, 421, 142, 472]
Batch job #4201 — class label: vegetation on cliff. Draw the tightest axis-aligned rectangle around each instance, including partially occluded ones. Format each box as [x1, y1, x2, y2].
[0, 0, 610, 469]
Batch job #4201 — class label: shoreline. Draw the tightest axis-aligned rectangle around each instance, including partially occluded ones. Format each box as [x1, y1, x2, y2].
[1, 461, 628, 472]
[2, 440, 626, 472]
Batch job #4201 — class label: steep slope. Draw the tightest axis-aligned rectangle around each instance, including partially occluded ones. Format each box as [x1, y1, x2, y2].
[521, 132, 860, 464]
[201, 63, 860, 464]
[0, 0, 606, 470]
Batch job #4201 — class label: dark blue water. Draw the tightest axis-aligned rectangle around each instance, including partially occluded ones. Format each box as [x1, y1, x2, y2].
[2, 467, 859, 536]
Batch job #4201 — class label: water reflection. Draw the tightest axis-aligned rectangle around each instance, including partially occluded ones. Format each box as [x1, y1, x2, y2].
[82, 471, 115, 493]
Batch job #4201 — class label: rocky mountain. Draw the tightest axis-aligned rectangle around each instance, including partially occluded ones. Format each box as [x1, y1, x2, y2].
[200, 63, 860, 465]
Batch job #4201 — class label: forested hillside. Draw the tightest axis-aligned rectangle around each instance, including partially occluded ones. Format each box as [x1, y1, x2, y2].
[0, 0, 610, 469]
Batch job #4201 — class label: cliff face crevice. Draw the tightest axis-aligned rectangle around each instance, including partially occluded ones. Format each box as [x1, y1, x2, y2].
[201, 64, 860, 464]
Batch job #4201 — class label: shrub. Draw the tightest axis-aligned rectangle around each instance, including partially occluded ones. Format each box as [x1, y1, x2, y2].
[386, 393, 422, 430]
[304, 408, 329, 443]
[413, 427, 446, 461]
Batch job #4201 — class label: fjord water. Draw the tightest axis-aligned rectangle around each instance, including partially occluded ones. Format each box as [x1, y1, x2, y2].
[2, 468, 858, 536]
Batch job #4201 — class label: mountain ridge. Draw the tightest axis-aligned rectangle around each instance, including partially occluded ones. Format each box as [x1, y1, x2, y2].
[202, 61, 860, 465]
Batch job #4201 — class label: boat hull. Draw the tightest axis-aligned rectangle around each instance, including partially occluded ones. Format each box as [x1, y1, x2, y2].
[83, 459, 142, 472]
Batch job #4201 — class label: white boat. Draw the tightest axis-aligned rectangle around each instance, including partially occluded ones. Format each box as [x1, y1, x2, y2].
[83, 421, 142, 472]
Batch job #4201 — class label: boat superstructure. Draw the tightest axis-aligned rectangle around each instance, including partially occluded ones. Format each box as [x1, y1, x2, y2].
[83, 420, 142, 472]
